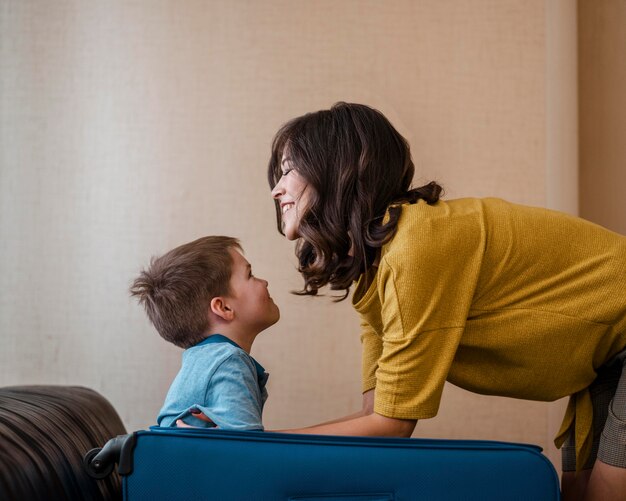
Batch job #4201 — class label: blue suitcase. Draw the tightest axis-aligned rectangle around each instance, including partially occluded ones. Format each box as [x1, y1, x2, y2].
[86, 427, 560, 500]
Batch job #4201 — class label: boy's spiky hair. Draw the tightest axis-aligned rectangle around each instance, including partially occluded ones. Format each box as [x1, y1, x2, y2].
[130, 236, 241, 348]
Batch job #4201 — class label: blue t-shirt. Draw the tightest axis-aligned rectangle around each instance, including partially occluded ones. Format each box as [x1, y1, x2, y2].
[157, 335, 269, 430]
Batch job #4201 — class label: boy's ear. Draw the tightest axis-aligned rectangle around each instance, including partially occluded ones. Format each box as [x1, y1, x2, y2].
[210, 296, 234, 321]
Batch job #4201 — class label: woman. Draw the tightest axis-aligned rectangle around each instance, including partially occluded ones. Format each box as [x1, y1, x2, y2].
[267, 102, 626, 500]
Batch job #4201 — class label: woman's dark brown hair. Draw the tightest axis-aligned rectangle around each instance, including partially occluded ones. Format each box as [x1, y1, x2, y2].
[268, 102, 442, 300]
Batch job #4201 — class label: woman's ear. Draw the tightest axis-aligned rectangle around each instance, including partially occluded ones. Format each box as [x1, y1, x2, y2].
[209, 297, 234, 321]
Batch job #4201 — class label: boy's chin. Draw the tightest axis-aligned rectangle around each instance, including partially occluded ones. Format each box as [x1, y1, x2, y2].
[267, 309, 281, 328]
[269, 310, 280, 325]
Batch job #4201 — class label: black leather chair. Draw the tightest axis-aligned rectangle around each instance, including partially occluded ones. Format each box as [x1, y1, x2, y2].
[0, 385, 126, 500]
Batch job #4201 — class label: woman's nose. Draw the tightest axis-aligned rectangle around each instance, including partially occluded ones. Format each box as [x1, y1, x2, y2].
[271, 178, 285, 199]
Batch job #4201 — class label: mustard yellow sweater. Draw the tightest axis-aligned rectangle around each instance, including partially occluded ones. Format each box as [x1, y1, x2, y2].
[353, 198, 626, 469]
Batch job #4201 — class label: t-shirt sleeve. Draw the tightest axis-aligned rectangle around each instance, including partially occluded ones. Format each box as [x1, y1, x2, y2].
[195, 352, 264, 431]
[373, 212, 484, 420]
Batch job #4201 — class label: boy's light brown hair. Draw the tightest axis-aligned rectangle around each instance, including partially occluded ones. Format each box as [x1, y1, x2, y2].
[130, 236, 241, 348]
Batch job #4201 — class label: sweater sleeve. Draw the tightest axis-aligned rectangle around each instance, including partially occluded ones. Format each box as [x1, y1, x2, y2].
[372, 206, 484, 420]
[360, 317, 382, 393]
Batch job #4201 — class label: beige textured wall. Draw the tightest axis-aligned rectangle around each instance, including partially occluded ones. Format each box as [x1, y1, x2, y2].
[579, 0, 626, 235]
[1, 0, 578, 472]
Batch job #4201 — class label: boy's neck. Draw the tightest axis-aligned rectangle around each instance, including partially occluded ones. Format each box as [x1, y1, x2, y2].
[206, 327, 258, 354]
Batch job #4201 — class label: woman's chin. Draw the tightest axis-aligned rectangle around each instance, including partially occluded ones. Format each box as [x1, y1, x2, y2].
[283, 225, 300, 241]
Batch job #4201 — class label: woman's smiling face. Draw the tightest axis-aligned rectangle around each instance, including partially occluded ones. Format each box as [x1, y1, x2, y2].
[270, 152, 311, 240]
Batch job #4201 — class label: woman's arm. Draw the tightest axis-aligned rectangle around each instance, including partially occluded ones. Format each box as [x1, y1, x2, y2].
[301, 389, 374, 426]
[275, 412, 416, 437]
[272, 389, 417, 437]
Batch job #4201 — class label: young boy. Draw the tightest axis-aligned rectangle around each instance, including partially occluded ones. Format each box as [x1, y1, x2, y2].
[130, 236, 280, 430]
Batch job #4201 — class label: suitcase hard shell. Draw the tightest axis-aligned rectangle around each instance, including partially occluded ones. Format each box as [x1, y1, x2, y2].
[111, 427, 560, 500]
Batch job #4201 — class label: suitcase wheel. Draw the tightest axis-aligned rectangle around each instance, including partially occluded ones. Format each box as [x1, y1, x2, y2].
[83, 447, 114, 479]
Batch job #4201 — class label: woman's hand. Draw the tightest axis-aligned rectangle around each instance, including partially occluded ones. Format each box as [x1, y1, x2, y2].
[175, 419, 195, 428]
[175, 410, 216, 428]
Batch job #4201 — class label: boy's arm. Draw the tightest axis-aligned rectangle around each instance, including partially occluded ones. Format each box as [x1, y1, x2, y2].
[189, 352, 264, 430]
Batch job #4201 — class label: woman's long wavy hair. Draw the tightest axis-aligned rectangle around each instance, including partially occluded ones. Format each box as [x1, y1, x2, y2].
[268, 102, 442, 300]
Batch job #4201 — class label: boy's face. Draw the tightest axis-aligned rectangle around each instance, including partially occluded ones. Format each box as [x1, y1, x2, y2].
[225, 248, 280, 332]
